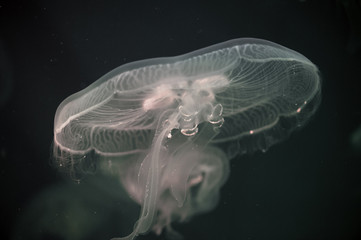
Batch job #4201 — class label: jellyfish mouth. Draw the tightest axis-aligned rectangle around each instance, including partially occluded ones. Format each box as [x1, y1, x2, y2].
[178, 102, 224, 136]
[177, 75, 228, 136]
[142, 75, 229, 136]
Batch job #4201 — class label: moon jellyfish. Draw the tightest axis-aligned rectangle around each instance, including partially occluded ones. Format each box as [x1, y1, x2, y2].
[53, 38, 321, 239]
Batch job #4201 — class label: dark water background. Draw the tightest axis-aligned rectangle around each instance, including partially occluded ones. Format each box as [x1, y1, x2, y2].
[1, 0, 361, 239]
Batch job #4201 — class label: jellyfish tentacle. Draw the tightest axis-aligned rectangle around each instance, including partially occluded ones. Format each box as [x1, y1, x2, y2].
[118, 112, 180, 240]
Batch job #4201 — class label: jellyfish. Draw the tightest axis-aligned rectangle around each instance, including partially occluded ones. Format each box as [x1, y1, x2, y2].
[53, 38, 321, 240]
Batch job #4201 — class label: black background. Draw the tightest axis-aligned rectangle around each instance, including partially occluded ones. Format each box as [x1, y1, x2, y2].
[1, 0, 361, 240]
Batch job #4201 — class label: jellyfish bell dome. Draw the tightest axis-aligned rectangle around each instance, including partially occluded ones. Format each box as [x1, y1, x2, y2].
[53, 38, 321, 240]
